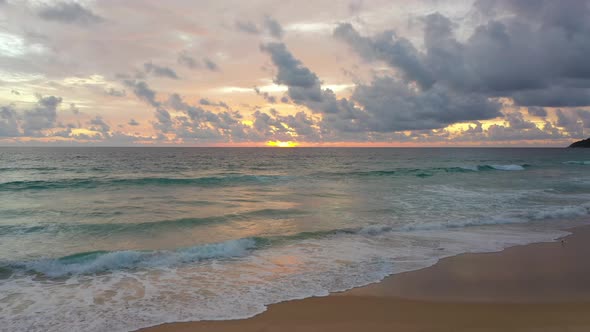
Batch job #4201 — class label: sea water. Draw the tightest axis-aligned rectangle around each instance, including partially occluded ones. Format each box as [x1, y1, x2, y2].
[1, 147, 590, 331]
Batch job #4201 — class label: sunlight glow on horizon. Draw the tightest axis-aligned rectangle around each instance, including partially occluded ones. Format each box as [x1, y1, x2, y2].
[266, 140, 299, 147]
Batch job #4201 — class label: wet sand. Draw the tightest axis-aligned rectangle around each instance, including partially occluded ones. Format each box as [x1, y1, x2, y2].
[140, 225, 590, 332]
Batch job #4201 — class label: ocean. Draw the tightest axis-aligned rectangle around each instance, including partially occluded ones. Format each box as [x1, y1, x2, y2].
[1, 147, 590, 331]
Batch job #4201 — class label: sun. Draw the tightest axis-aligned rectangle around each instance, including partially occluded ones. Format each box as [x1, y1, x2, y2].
[266, 140, 299, 148]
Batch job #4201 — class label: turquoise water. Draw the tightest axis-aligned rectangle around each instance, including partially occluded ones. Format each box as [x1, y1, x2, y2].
[1, 147, 590, 331]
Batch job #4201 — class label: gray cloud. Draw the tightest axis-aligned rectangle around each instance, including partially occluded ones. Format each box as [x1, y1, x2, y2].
[261, 42, 369, 136]
[21, 95, 62, 136]
[556, 109, 584, 137]
[106, 88, 126, 97]
[203, 58, 219, 71]
[89, 116, 110, 136]
[527, 107, 548, 117]
[144, 62, 180, 80]
[335, 1, 590, 108]
[254, 87, 277, 103]
[264, 16, 284, 39]
[123, 80, 159, 107]
[334, 23, 435, 89]
[235, 20, 260, 34]
[512, 87, 590, 107]
[37, 2, 103, 25]
[353, 77, 501, 132]
[178, 51, 199, 69]
[261, 41, 500, 134]
[0, 105, 20, 137]
[199, 98, 229, 109]
[128, 119, 140, 126]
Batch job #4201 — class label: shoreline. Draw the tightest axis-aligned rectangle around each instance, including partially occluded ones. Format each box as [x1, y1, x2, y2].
[139, 224, 590, 332]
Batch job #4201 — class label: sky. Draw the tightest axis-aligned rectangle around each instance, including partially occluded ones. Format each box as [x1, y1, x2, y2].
[1, 0, 590, 147]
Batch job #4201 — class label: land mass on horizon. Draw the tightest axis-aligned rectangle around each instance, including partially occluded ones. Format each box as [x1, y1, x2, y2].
[569, 138, 590, 148]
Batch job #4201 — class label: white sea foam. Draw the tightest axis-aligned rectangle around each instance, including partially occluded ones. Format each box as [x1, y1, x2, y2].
[563, 161, 590, 165]
[488, 164, 525, 171]
[0, 224, 572, 332]
[20, 238, 258, 277]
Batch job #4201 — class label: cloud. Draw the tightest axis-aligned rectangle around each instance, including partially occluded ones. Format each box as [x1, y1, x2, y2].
[334, 2, 590, 108]
[123, 80, 159, 107]
[199, 98, 229, 109]
[334, 22, 435, 89]
[264, 16, 284, 39]
[261, 42, 368, 136]
[556, 109, 584, 137]
[235, 20, 260, 34]
[69, 103, 80, 114]
[0, 105, 20, 137]
[128, 119, 140, 126]
[178, 51, 199, 69]
[512, 87, 590, 107]
[254, 87, 277, 103]
[527, 107, 547, 117]
[203, 57, 219, 71]
[37, 2, 103, 25]
[144, 62, 179, 79]
[21, 95, 62, 136]
[89, 116, 110, 136]
[261, 41, 500, 134]
[352, 76, 501, 132]
[105, 88, 126, 97]
[260, 42, 321, 90]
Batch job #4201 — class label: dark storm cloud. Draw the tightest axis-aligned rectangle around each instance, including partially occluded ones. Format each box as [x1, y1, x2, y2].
[261, 42, 369, 135]
[527, 107, 548, 117]
[512, 87, 590, 107]
[353, 77, 501, 132]
[37, 2, 103, 25]
[260, 43, 319, 90]
[335, 1, 590, 108]
[261, 41, 500, 133]
[334, 22, 435, 89]
[235, 20, 260, 34]
[575, 110, 590, 128]
[144, 63, 180, 80]
[263, 16, 284, 39]
[556, 109, 584, 136]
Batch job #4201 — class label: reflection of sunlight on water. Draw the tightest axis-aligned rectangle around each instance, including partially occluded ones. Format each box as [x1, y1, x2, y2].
[266, 255, 304, 273]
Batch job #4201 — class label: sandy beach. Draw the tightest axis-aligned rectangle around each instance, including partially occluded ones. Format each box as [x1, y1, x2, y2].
[140, 224, 590, 332]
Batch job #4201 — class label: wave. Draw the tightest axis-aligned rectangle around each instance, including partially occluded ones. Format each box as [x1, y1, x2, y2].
[10, 238, 259, 278]
[0, 174, 287, 192]
[563, 160, 590, 165]
[479, 164, 527, 171]
[5, 201, 587, 278]
[0, 166, 60, 172]
[316, 164, 529, 178]
[0, 208, 307, 236]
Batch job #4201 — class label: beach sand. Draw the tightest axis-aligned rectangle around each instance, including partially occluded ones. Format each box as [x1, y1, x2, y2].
[140, 225, 590, 332]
